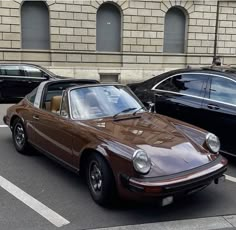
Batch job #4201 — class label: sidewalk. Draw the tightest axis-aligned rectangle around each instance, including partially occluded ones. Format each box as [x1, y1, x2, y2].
[90, 215, 236, 230]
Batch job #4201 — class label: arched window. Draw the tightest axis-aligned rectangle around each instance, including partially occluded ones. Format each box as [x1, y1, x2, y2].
[21, 1, 49, 49]
[163, 7, 187, 53]
[96, 3, 121, 52]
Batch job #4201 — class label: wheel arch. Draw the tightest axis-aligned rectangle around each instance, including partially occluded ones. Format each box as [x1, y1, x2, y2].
[79, 148, 115, 180]
[10, 115, 23, 130]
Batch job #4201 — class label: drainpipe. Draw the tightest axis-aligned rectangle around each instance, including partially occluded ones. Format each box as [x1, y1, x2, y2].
[213, 0, 220, 61]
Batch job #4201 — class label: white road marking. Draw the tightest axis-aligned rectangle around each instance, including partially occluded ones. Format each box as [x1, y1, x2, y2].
[0, 175, 70, 228]
[0, 125, 8, 128]
[225, 174, 236, 183]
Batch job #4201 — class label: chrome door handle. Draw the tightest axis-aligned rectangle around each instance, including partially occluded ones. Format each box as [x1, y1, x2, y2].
[207, 104, 220, 110]
[155, 93, 163, 98]
[33, 115, 39, 120]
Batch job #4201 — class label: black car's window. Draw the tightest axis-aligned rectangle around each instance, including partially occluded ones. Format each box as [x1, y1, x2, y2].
[26, 87, 38, 104]
[156, 74, 206, 97]
[23, 66, 44, 78]
[0, 66, 23, 76]
[209, 77, 236, 105]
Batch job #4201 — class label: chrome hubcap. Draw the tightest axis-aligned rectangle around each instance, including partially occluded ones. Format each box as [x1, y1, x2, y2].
[14, 124, 25, 147]
[89, 161, 102, 193]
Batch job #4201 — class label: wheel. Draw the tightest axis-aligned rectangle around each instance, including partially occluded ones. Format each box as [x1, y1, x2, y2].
[12, 118, 30, 154]
[86, 153, 116, 206]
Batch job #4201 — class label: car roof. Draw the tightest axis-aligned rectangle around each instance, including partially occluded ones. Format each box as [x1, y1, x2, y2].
[153, 66, 236, 81]
[33, 79, 100, 108]
[44, 78, 100, 86]
[66, 82, 123, 91]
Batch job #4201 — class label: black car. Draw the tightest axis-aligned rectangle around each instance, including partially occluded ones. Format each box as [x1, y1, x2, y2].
[128, 66, 236, 156]
[0, 63, 68, 103]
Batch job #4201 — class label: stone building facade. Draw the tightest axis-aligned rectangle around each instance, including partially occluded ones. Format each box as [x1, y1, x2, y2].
[0, 0, 236, 83]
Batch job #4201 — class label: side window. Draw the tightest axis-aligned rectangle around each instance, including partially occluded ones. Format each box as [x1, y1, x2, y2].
[0, 66, 23, 76]
[209, 77, 236, 105]
[26, 87, 38, 104]
[60, 93, 69, 118]
[156, 74, 206, 97]
[23, 66, 44, 78]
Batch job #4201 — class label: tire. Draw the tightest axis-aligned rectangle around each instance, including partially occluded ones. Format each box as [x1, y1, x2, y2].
[86, 153, 116, 206]
[12, 118, 30, 155]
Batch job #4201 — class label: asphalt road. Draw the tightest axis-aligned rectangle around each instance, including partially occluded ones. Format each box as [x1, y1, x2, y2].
[1, 104, 236, 230]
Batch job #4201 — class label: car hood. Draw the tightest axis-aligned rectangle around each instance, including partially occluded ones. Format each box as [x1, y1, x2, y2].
[83, 113, 217, 176]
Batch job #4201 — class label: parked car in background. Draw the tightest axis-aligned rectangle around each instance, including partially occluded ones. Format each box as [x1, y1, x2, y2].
[128, 66, 236, 156]
[0, 63, 69, 103]
[4, 80, 227, 206]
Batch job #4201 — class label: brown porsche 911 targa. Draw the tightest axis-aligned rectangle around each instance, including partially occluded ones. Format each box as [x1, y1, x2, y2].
[4, 79, 227, 206]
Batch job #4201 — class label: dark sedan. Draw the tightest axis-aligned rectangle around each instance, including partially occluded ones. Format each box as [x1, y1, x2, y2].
[128, 66, 236, 156]
[0, 63, 70, 103]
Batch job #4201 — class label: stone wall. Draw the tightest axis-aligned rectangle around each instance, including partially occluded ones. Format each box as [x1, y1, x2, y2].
[0, 0, 235, 83]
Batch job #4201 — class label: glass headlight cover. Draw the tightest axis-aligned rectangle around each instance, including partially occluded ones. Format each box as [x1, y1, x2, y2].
[132, 149, 151, 174]
[205, 133, 220, 153]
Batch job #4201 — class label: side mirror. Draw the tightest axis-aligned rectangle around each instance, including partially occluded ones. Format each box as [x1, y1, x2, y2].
[42, 73, 50, 79]
[146, 101, 155, 112]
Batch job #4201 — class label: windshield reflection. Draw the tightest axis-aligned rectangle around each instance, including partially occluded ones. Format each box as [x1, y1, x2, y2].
[70, 85, 144, 120]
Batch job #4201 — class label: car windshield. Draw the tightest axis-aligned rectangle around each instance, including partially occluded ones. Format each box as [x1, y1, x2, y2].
[70, 85, 145, 120]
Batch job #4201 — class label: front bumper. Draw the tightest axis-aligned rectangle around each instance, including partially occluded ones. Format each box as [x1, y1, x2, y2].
[120, 159, 227, 199]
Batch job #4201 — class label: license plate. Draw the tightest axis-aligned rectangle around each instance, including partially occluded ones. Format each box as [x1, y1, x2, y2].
[162, 196, 174, 206]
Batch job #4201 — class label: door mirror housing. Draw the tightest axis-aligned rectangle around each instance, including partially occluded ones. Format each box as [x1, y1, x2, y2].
[42, 73, 50, 79]
[146, 101, 155, 112]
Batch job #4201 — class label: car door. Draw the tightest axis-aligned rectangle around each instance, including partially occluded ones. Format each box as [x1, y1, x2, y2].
[30, 91, 74, 167]
[22, 65, 48, 96]
[152, 73, 208, 128]
[0, 65, 26, 100]
[201, 75, 236, 154]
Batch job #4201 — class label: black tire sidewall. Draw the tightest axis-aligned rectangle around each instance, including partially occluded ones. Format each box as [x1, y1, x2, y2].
[12, 119, 28, 154]
[86, 153, 116, 206]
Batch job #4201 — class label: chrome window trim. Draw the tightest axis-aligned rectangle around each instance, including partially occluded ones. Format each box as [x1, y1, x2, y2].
[153, 89, 205, 100]
[34, 81, 49, 108]
[151, 72, 236, 90]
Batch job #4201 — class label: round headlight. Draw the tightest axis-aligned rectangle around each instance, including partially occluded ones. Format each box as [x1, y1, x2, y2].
[133, 149, 151, 174]
[205, 133, 220, 153]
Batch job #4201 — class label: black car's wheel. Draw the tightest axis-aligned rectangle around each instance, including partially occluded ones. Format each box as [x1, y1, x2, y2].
[86, 153, 116, 206]
[12, 118, 30, 154]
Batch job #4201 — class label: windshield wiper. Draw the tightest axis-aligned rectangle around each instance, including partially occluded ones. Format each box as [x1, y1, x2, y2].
[113, 107, 137, 119]
[132, 106, 146, 115]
